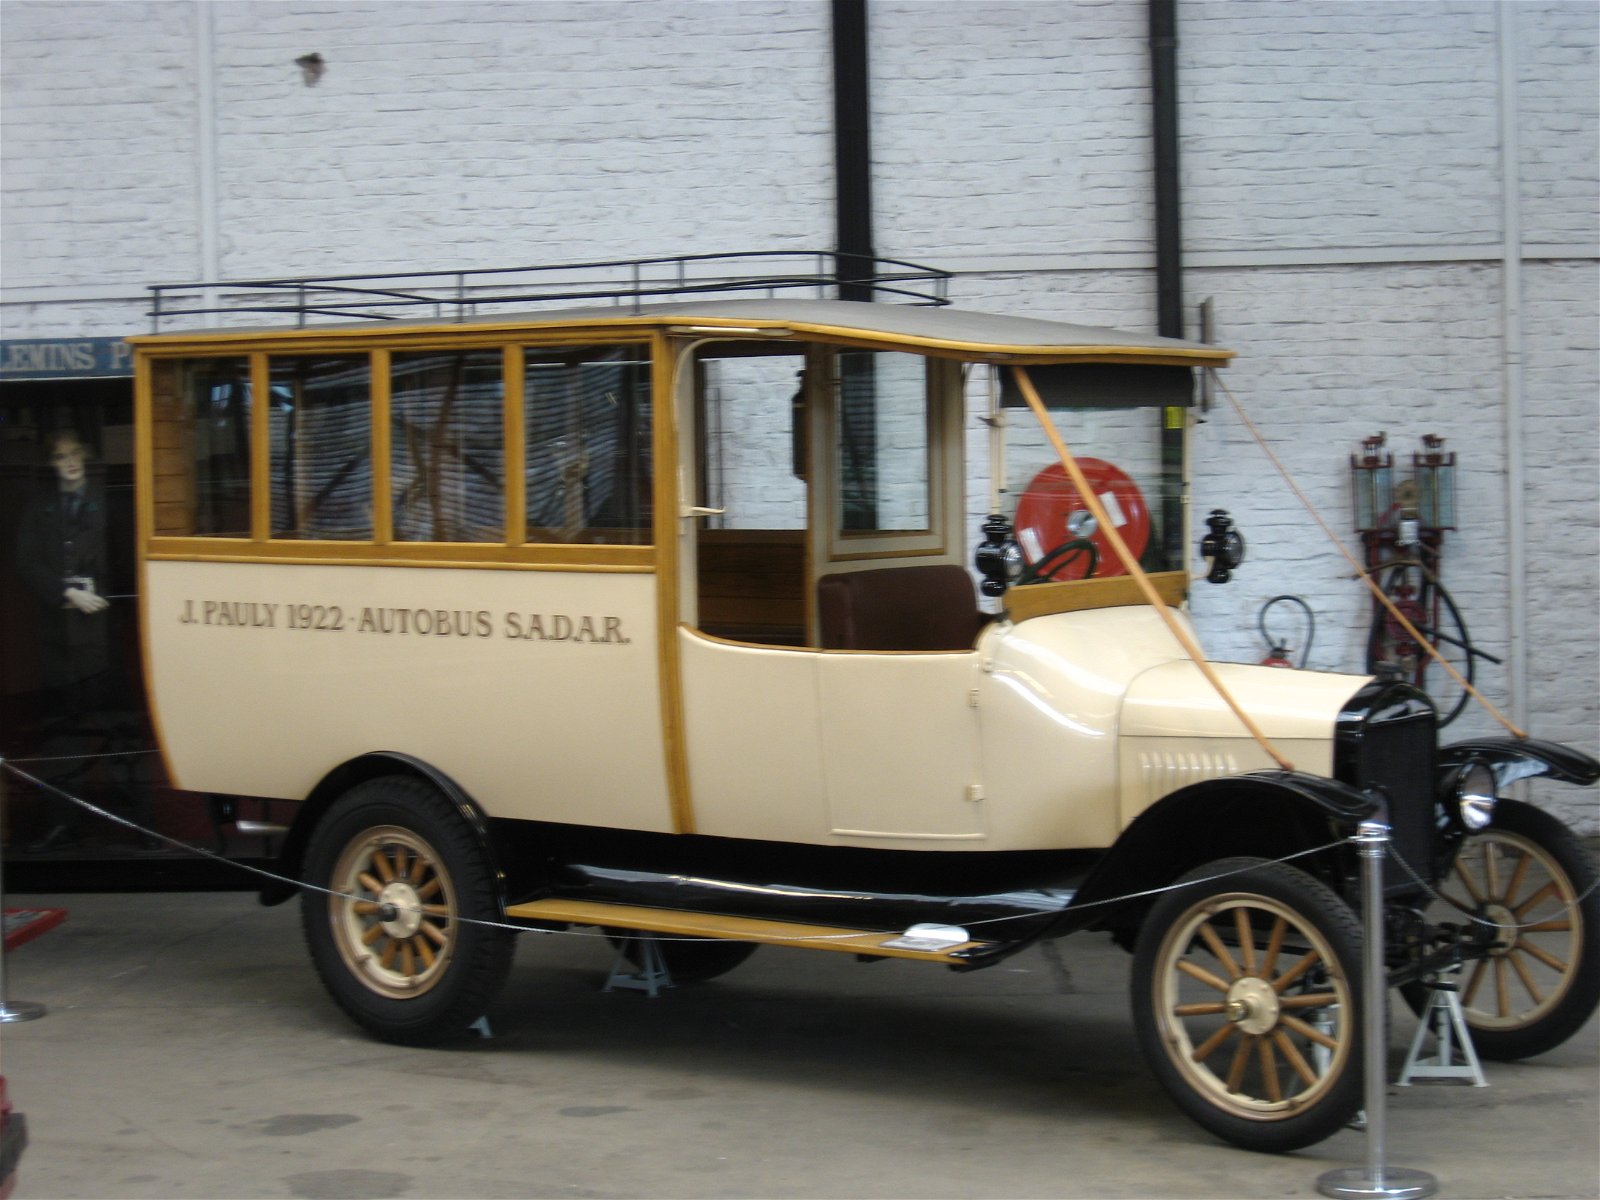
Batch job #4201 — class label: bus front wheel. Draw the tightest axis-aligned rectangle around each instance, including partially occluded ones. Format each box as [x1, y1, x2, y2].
[1131, 857, 1364, 1153]
[300, 776, 514, 1045]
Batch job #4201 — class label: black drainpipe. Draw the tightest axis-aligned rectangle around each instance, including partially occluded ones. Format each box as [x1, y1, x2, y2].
[1150, 0, 1183, 338]
[1150, 0, 1186, 564]
[832, 0, 875, 301]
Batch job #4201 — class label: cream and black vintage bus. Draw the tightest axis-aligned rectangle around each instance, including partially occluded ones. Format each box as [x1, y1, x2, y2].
[131, 255, 1598, 1152]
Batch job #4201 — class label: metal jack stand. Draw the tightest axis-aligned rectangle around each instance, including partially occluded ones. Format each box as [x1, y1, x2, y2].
[1399, 971, 1487, 1087]
[603, 933, 674, 998]
[1318, 821, 1437, 1200]
[0, 809, 47, 1024]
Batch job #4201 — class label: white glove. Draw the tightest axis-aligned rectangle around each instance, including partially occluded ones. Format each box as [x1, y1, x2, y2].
[64, 586, 108, 614]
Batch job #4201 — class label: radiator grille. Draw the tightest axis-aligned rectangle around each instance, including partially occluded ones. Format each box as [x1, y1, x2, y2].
[1340, 690, 1438, 892]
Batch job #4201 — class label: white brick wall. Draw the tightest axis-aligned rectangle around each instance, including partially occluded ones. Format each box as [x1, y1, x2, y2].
[204, 1, 835, 277]
[871, 0, 1154, 260]
[3, 0, 1595, 828]
[1520, 259, 1600, 820]
[0, 2, 200, 289]
[1180, 1, 1504, 251]
[1515, 2, 1600, 245]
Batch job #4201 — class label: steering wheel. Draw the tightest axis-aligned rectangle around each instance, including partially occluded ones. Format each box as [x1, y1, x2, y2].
[1017, 538, 1098, 585]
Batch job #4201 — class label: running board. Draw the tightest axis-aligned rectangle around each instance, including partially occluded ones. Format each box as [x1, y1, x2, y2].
[503, 898, 992, 963]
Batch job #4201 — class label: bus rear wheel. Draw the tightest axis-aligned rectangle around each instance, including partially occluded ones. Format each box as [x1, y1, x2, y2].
[301, 776, 514, 1045]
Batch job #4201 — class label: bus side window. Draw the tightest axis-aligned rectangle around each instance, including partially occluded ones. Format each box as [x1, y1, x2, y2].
[391, 351, 504, 543]
[524, 345, 652, 546]
[270, 355, 373, 541]
[150, 357, 253, 538]
[836, 351, 933, 537]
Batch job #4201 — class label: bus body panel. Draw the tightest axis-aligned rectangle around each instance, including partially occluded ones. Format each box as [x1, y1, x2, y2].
[144, 558, 674, 831]
[679, 632, 986, 848]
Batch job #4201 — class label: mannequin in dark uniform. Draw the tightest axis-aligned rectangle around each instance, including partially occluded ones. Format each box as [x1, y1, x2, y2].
[14, 431, 113, 850]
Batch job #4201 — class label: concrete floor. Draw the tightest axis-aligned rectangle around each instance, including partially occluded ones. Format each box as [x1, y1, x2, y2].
[1, 891, 1596, 1200]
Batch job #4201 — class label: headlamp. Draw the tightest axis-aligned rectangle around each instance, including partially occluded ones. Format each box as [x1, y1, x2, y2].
[1452, 760, 1498, 831]
[975, 514, 1025, 598]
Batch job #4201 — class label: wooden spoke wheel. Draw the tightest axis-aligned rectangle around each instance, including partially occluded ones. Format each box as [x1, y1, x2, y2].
[1409, 799, 1600, 1060]
[329, 826, 458, 1000]
[1132, 857, 1363, 1153]
[301, 776, 514, 1045]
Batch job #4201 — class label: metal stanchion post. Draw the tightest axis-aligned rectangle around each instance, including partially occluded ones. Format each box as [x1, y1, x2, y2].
[0, 793, 48, 1023]
[1318, 821, 1434, 1200]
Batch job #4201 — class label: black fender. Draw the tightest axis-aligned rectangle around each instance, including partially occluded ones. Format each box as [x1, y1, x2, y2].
[1440, 737, 1600, 789]
[257, 752, 505, 910]
[1053, 771, 1378, 938]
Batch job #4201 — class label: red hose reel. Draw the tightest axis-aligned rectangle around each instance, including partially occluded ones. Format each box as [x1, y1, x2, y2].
[1013, 458, 1150, 581]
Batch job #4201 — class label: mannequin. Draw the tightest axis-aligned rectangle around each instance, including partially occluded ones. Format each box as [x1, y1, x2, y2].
[14, 431, 112, 851]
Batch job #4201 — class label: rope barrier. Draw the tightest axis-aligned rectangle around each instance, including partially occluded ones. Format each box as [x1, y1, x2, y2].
[0, 755, 1361, 944]
[12, 756, 1481, 1192]
[2, 747, 163, 766]
[3, 755, 1584, 942]
[1383, 839, 1600, 926]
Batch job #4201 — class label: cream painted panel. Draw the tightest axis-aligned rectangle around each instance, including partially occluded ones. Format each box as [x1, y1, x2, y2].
[1117, 659, 1367, 827]
[1118, 735, 1337, 828]
[144, 560, 672, 830]
[678, 631, 829, 843]
[1122, 660, 1367, 745]
[817, 652, 985, 840]
[974, 606, 1188, 849]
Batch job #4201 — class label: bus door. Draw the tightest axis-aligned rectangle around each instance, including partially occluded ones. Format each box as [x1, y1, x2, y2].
[675, 343, 985, 846]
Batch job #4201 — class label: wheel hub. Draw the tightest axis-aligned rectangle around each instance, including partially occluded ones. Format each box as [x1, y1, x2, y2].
[1225, 976, 1281, 1036]
[377, 880, 424, 938]
[1481, 902, 1517, 956]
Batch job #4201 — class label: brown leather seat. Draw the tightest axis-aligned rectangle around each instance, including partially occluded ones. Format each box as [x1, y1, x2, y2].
[816, 565, 985, 652]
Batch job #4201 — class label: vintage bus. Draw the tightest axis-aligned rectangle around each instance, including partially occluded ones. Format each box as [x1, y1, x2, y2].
[129, 256, 1598, 1152]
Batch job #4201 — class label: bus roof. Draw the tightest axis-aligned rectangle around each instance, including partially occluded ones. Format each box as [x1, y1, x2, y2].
[128, 298, 1233, 367]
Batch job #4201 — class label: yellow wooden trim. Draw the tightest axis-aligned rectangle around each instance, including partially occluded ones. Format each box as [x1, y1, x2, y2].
[826, 541, 954, 563]
[503, 898, 990, 963]
[134, 356, 157, 550]
[128, 316, 1232, 366]
[1004, 571, 1190, 623]
[503, 345, 526, 546]
[653, 331, 694, 834]
[145, 537, 654, 571]
[132, 357, 183, 790]
[371, 348, 392, 545]
[248, 353, 270, 540]
[129, 326, 659, 357]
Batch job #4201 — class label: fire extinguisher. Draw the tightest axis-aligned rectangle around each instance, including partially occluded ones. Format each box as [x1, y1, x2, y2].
[1258, 595, 1314, 669]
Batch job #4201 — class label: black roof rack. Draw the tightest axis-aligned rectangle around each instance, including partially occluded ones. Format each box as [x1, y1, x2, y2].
[147, 250, 951, 332]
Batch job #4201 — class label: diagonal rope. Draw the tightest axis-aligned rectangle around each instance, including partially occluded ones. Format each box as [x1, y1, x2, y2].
[1011, 366, 1294, 771]
[1207, 369, 1526, 740]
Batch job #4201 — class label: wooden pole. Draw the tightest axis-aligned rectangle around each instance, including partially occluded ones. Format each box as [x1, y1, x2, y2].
[1011, 366, 1294, 772]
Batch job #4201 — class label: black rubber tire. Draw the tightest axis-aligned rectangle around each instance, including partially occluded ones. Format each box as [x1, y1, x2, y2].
[1404, 799, 1600, 1060]
[1131, 857, 1365, 1153]
[300, 776, 514, 1046]
[604, 932, 758, 984]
